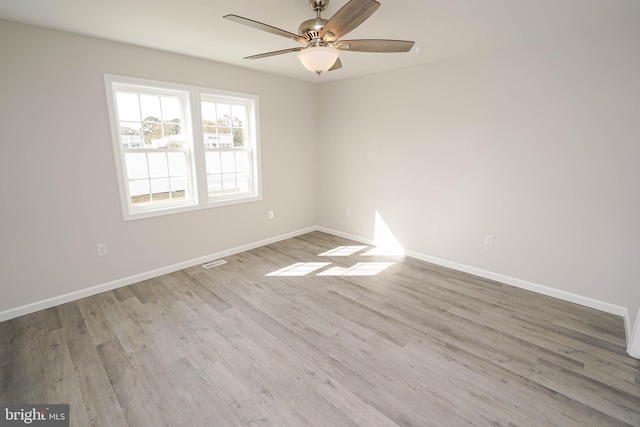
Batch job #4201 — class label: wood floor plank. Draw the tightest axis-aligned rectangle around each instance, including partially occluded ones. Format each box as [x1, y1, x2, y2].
[2, 231, 639, 426]
[95, 338, 171, 427]
[76, 296, 118, 347]
[65, 319, 127, 426]
[44, 329, 91, 426]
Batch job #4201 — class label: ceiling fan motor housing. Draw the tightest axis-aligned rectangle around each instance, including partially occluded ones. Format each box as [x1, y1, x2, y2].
[299, 18, 329, 41]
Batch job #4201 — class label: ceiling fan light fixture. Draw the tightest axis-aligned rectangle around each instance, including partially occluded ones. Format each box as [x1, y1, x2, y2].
[297, 46, 340, 74]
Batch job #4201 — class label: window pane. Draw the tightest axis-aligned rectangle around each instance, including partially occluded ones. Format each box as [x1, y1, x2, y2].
[236, 151, 249, 172]
[162, 123, 183, 147]
[238, 171, 250, 192]
[150, 178, 170, 195]
[143, 121, 163, 146]
[121, 123, 143, 148]
[140, 95, 161, 123]
[203, 133, 219, 148]
[221, 152, 235, 173]
[201, 101, 216, 123]
[129, 180, 150, 198]
[171, 191, 185, 201]
[170, 177, 187, 198]
[148, 152, 168, 178]
[168, 152, 187, 176]
[207, 174, 222, 194]
[217, 132, 233, 147]
[222, 173, 236, 191]
[161, 97, 182, 122]
[231, 104, 247, 147]
[216, 103, 231, 127]
[233, 129, 244, 146]
[206, 152, 221, 173]
[116, 92, 141, 121]
[120, 122, 141, 135]
[125, 153, 149, 179]
[231, 104, 247, 127]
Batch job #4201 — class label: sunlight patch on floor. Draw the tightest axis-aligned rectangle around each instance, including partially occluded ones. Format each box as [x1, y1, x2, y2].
[318, 246, 368, 256]
[317, 262, 395, 277]
[266, 262, 331, 277]
[266, 212, 404, 277]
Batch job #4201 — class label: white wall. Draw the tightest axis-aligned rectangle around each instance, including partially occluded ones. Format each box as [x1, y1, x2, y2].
[317, 25, 640, 328]
[0, 20, 318, 315]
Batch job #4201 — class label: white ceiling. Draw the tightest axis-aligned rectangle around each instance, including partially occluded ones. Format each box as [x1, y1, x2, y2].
[1, 0, 639, 83]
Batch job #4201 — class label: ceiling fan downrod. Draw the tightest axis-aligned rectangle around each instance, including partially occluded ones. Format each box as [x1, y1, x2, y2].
[309, 0, 329, 13]
[300, 0, 331, 43]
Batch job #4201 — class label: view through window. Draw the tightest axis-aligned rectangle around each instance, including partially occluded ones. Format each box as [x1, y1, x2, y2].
[105, 75, 261, 220]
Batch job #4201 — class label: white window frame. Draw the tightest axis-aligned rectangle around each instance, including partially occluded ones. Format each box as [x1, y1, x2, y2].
[104, 74, 261, 221]
[200, 93, 261, 207]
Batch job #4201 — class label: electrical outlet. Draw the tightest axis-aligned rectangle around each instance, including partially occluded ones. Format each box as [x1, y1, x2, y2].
[346, 208, 351, 216]
[268, 210, 274, 220]
[96, 243, 108, 256]
[484, 234, 494, 247]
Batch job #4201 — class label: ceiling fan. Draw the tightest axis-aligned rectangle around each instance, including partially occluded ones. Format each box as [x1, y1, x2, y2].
[224, 0, 415, 75]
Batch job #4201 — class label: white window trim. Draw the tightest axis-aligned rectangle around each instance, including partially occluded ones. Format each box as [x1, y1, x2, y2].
[197, 92, 262, 208]
[104, 74, 262, 221]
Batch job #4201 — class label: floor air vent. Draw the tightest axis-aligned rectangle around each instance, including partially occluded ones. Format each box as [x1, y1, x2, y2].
[202, 259, 227, 269]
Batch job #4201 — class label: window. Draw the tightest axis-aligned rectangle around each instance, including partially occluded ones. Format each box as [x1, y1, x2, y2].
[201, 95, 255, 203]
[105, 75, 261, 220]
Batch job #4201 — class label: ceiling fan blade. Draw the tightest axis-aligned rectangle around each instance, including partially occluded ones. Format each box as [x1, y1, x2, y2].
[337, 39, 415, 53]
[224, 14, 307, 44]
[328, 57, 343, 71]
[320, 0, 380, 41]
[244, 47, 304, 60]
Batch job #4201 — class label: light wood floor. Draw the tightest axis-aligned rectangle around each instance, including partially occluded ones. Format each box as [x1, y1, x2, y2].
[1, 231, 639, 426]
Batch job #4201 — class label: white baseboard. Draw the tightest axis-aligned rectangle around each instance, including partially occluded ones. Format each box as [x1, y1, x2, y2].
[628, 313, 640, 358]
[316, 226, 376, 246]
[406, 250, 629, 316]
[317, 226, 635, 354]
[0, 226, 316, 323]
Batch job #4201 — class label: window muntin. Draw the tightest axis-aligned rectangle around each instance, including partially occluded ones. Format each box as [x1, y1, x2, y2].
[105, 75, 261, 220]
